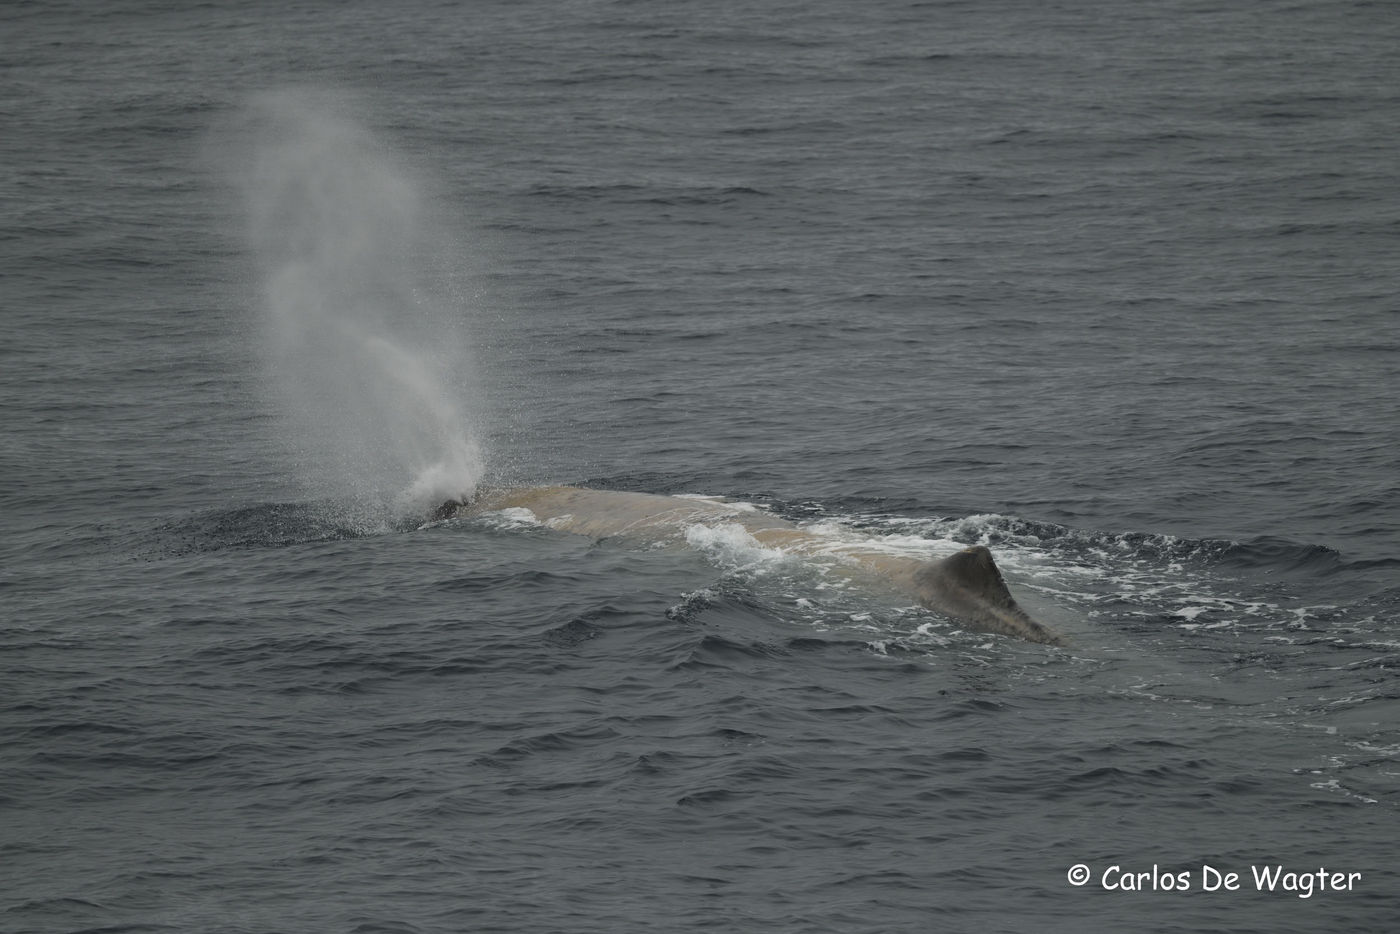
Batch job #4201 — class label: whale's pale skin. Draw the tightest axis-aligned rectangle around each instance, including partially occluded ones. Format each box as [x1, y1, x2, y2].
[440, 486, 1064, 646]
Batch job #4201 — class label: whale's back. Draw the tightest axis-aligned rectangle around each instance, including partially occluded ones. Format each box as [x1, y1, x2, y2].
[443, 487, 1064, 645]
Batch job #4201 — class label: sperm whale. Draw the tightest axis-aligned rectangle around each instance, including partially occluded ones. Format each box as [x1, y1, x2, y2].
[437, 486, 1064, 646]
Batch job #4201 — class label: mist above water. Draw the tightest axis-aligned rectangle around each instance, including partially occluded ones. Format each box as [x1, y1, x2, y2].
[228, 89, 483, 525]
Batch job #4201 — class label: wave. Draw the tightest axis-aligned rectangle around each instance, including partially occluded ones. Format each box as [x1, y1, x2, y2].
[149, 501, 378, 555]
[524, 181, 772, 205]
[795, 504, 1348, 578]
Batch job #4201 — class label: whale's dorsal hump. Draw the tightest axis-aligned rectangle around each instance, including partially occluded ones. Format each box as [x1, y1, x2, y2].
[930, 545, 1018, 608]
[912, 545, 1064, 645]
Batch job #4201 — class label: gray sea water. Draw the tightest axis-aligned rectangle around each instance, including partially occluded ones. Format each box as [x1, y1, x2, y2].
[4, 1, 1398, 931]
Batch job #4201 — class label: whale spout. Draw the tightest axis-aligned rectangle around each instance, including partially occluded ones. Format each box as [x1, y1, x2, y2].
[911, 545, 1063, 645]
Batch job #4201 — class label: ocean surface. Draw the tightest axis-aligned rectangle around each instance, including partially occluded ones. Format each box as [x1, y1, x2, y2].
[4, 1, 1398, 931]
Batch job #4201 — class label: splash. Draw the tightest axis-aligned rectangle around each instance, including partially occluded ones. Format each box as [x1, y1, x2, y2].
[684, 522, 789, 570]
[225, 90, 483, 526]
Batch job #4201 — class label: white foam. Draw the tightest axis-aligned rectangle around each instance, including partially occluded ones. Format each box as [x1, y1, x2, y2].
[1308, 778, 1379, 805]
[684, 522, 788, 570]
[475, 507, 541, 530]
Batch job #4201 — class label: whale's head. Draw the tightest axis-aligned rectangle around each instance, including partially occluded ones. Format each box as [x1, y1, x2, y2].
[430, 499, 465, 522]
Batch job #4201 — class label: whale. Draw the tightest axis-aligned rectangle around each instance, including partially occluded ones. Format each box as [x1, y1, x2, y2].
[436, 486, 1064, 646]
